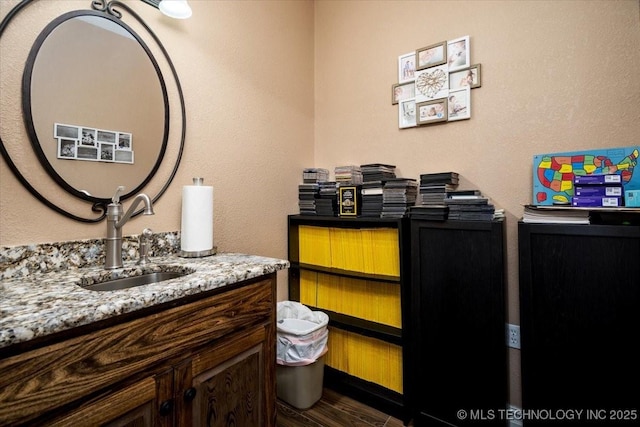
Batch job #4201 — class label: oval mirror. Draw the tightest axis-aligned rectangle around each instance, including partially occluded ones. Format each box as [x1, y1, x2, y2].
[24, 10, 168, 201]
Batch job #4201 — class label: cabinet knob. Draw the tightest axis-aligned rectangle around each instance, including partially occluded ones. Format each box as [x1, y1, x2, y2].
[159, 399, 174, 416]
[184, 387, 197, 402]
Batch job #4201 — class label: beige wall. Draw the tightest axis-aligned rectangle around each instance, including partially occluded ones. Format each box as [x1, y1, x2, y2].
[2, 0, 639, 412]
[314, 0, 640, 408]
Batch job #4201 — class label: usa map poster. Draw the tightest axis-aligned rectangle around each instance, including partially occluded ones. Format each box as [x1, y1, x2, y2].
[533, 146, 639, 206]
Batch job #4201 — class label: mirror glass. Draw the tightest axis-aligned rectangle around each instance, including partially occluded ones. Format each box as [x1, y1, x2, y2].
[26, 12, 166, 200]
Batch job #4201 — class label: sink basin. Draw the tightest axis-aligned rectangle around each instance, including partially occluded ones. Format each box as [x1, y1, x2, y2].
[81, 271, 189, 291]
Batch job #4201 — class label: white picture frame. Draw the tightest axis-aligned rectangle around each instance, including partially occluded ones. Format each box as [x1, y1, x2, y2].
[398, 51, 416, 84]
[115, 149, 134, 164]
[54, 123, 79, 140]
[117, 132, 132, 150]
[392, 81, 416, 105]
[57, 138, 77, 159]
[447, 35, 470, 72]
[447, 87, 471, 121]
[398, 98, 417, 128]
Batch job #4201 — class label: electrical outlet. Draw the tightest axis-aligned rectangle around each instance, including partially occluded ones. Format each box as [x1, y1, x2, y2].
[506, 323, 520, 349]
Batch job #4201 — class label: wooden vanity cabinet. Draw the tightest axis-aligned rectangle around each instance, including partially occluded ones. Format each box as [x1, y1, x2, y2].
[0, 274, 277, 427]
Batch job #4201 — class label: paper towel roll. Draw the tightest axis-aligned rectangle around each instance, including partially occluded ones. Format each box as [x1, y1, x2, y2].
[180, 181, 214, 255]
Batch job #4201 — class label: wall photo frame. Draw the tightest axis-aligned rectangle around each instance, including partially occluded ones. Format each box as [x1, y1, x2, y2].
[417, 98, 448, 125]
[393, 35, 479, 130]
[447, 35, 470, 72]
[399, 99, 417, 128]
[398, 51, 416, 83]
[80, 128, 96, 146]
[450, 63, 481, 90]
[392, 81, 416, 105]
[54, 123, 79, 140]
[416, 41, 447, 70]
[447, 87, 471, 121]
[54, 122, 135, 164]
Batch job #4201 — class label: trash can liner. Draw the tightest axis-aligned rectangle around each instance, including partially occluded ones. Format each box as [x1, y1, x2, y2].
[276, 301, 329, 366]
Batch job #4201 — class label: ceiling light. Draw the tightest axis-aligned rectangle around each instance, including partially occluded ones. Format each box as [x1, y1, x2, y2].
[158, 0, 192, 19]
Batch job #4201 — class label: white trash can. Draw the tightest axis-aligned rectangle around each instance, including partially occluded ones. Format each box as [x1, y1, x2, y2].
[276, 301, 329, 409]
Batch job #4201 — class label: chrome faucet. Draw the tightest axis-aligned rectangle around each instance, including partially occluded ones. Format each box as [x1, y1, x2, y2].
[105, 186, 155, 269]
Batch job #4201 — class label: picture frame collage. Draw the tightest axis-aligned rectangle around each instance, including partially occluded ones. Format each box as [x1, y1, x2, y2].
[393, 35, 481, 129]
[54, 123, 134, 164]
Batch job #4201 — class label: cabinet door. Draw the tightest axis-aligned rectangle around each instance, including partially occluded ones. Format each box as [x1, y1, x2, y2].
[411, 220, 506, 426]
[179, 326, 272, 427]
[519, 223, 640, 424]
[48, 376, 161, 427]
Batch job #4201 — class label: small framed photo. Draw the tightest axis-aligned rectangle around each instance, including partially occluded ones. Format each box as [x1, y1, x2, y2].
[447, 87, 471, 121]
[117, 132, 132, 150]
[417, 98, 448, 125]
[392, 81, 415, 105]
[97, 129, 117, 144]
[80, 128, 96, 146]
[398, 51, 416, 83]
[415, 64, 449, 102]
[54, 123, 79, 140]
[398, 99, 417, 129]
[77, 144, 98, 161]
[99, 143, 114, 161]
[449, 63, 481, 90]
[57, 138, 77, 159]
[115, 149, 134, 164]
[416, 41, 447, 70]
[447, 35, 470, 72]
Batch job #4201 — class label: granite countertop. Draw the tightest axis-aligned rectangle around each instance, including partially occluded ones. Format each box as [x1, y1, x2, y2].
[0, 253, 289, 350]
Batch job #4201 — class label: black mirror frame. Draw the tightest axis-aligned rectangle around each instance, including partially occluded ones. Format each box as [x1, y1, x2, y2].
[0, 0, 186, 223]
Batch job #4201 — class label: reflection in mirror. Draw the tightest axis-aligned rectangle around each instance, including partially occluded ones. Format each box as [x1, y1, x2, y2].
[27, 11, 166, 200]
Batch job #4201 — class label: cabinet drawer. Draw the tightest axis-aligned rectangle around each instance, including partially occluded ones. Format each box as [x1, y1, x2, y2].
[0, 278, 273, 426]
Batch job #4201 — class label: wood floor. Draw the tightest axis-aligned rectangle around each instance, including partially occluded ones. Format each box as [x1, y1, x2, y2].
[276, 388, 406, 427]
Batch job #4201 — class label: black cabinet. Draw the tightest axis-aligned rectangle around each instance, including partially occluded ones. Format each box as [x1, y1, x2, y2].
[410, 219, 507, 426]
[518, 222, 640, 426]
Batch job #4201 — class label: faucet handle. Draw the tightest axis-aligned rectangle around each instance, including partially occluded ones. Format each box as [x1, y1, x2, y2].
[111, 186, 126, 204]
[138, 228, 153, 265]
[142, 228, 153, 240]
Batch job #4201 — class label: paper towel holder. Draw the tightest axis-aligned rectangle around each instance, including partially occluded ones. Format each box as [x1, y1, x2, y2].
[179, 247, 217, 258]
[179, 177, 217, 258]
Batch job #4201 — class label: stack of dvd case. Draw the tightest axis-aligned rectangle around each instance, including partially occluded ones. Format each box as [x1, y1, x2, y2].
[298, 183, 319, 215]
[316, 181, 338, 216]
[335, 165, 363, 185]
[381, 178, 418, 218]
[360, 163, 397, 182]
[303, 168, 329, 183]
[360, 164, 397, 218]
[417, 172, 459, 205]
[361, 181, 385, 217]
[571, 174, 624, 207]
[445, 192, 496, 221]
[298, 168, 330, 215]
[408, 171, 459, 220]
